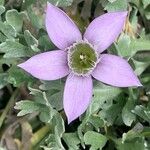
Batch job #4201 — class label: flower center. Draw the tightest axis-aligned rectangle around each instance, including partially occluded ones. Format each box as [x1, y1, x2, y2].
[67, 41, 98, 76]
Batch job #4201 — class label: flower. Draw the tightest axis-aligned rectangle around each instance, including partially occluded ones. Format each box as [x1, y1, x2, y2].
[18, 2, 142, 123]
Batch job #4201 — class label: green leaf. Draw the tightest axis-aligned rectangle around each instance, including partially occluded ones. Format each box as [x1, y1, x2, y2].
[117, 34, 131, 57]
[0, 0, 4, 6]
[0, 40, 34, 58]
[53, 113, 65, 137]
[117, 37, 150, 57]
[122, 98, 136, 126]
[0, 22, 16, 38]
[84, 131, 107, 150]
[88, 83, 122, 115]
[7, 66, 34, 87]
[48, 0, 73, 7]
[130, 39, 150, 56]
[46, 90, 63, 110]
[38, 35, 55, 50]
[122, 123, 143, 142]
[44, 114, 65, 149]
[39, 80, 64, 110]
[108, 0, 117, 2]
[39, 80, 64, 91]
[100, 96, 125, 125]
[0, 73, 8, 89]
[132, 105, 150, 123]
[0, 32, 6, 42]
[116, 138, 146, 150]
[14, 100, 47, 116]
[133, 59, 150, 75]
[63, 133, 80, 150]
[105, 0, 127, 11]
[22, 0, 35, 8]
[142, 0, 150, 8]
[15, 92, 57, 123]
[0, 5, 5, 15]
[24, 30, 38, 47]
[145, 5, 150, 20]
[39, 92, 57, 123]
[6, 9, 23, 32]
[88, 115, 104, 131]
[27, 6, 44, 29]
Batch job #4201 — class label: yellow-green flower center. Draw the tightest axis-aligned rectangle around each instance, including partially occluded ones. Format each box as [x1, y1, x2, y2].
[68, 42, 98, 76]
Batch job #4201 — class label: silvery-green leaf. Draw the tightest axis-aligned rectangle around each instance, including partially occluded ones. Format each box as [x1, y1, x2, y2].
[27, 6, 44, 29]
[142, 0, 150, 8]
[0, 22, 16, 38]
[0, 0, 4, 6]
[63, 133, 80, 150]
[8, 66, 34, 87]
[24, 30, 38, 47]
[116, 138, 145, 150]
[0, 32, 6, 42]
[133, 59, 150, 76]
[0, 5, 5, 15]
[105, 0, 127, 11]
[48, 0, 73, 7]
[132, 105, 150, 123]
[88, 82, 122, 115]
[0, 73, 8, 89]
[14, 100, 47, 116]
[0, 40, 34, 58]
[84, 131, 107, 150]
[122, 123, 143, 142]
[122, 98, 136, 126]
[6, 9, 23, 32]
[99, 96, 125, 125]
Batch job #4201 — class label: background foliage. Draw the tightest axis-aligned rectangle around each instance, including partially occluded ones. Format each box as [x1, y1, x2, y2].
[0, 0, 150, 150]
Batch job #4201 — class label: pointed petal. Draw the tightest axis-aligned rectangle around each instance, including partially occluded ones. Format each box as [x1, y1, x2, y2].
[64, 74, 93, 123]
[84, 12, 127, 53]
[45, 3, 82, 50]
[92, 54, 142, 87]
[18, 50, 69, 80]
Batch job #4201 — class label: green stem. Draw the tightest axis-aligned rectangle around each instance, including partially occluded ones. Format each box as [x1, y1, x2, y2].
[30, 124, 51, 150]
[0, 88, 19, 129]
[128, 88, 136, 100]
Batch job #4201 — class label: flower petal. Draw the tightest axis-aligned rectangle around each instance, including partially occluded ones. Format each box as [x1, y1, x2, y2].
[45, 2, 82, 50]
[18, 50, 69, 80]
[92, 54, 142, 87]
[64, 74, 93, 123]
[84, 12, 127, 53]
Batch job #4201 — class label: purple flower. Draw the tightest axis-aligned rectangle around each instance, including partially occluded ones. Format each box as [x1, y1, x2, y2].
[18, 3, 142, 123]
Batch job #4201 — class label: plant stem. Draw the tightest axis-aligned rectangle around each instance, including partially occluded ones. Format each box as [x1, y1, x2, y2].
[0, 88, 19, 129]
[30, 124, 51, 150]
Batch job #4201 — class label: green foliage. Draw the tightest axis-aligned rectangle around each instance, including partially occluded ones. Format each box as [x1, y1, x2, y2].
[104, 0, 127, 12]
[0, 73, 8, 89]
[15, 100, 46, 116]
[122, 98, 136, 126]
[0, 5, 5, 15]
[84, 131, 107, 150]
[6, 9, 23, 32]
[0, 22, 16, 39]
[133, 105, 150, 123]
[142, 0, 150, 8]
[87, 82, 122, 121]
[63, 133, 80, 149]
[0, 0, 149, 149]
[0, 40, 34, 58]
[48, 0, 73, 7]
